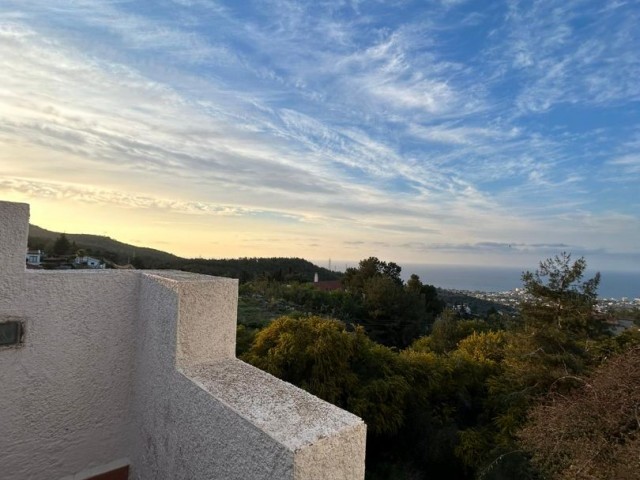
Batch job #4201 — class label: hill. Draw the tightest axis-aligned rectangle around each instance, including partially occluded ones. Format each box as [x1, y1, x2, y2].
[176, 257, 339, 283]
[27, 224, 339, 282]
[28, 224, 180, 268]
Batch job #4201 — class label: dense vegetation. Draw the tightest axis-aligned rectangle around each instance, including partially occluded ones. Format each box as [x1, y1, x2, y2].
[240, 253, 640, 479]
[519, 345, 640, 479]
[177, 256, 339, 283]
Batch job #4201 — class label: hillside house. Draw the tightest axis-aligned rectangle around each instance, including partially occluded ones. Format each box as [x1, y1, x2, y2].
[26, 249, 42, 266]
[0, 201, 366, 480]
[75, 254, 106, 269]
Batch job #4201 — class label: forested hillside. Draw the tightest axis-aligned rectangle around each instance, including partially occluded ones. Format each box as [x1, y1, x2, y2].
[28, 224, 338, 281]
[28, 224, 179, 267]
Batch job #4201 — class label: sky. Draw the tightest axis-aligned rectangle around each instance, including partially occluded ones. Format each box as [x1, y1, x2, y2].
[1, 0, 639, 271]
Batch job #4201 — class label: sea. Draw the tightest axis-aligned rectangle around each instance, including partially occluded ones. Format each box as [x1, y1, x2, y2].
[401, 264, 640, 300]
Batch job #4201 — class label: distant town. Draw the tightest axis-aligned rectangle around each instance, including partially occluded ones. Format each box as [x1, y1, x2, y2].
[459, 287, 640, 312]
[449, 287, 640, 335]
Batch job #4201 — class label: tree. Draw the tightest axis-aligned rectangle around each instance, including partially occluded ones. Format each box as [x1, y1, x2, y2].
[510, 253, 607, 397]
[52, 233, 72, 256]
[520, 252, 603, 336]
[243, 314, 476, 478]
[406, 273, 423, 294]
[519, 346, 640, 480]
[341, 258, 442, 348]
[414, 309, 490, 354]
[131, 256, 146, 269]
[360, 274, 426, 348]
[342, 257, 402, 292]
[487, 254, 607, 412]
[406, 274, 445, 324]
[242, 315, 410, 435]
[455, 254, 607, 479]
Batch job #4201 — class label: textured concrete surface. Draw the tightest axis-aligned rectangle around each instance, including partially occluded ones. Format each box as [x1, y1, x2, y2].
[185, 360, 367, 480]
[131, 272, 294, 480]
[0, 200, 366, 480]
[0, 202, 138, 480]
[294, 422, 367, 480]
[133, 274, 366, 480]
[0, 201, 28, 316]
[184, 359, 365, 452]
[140, 271, 238, 368]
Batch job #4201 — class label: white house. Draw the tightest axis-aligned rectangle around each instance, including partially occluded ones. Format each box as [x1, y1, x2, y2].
[26, 249, 42, 265]
[75, 255, 106, 269]
[0, 201, 366, 480]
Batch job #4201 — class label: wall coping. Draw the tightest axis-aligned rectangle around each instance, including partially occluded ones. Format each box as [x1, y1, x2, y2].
[182, 358, 365, 452]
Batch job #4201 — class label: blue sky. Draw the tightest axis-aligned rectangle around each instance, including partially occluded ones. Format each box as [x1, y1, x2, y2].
[1, 0, 639, 270]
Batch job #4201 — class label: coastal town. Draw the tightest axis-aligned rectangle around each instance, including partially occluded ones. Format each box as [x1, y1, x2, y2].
[461, 287, 640, 312]
[452, 288, 640, 335]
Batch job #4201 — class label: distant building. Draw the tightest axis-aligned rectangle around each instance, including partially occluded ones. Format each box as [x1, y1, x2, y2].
[74, 255, 105, 269]
[26, 250, 42, 266]
[312, 272, 343, 292]
[452, 303, 473, 317]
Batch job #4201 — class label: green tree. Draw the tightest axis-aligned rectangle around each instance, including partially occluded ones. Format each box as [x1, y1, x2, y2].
[131, 256, 146, 269]
[243, 314, 472, 478]
[52, 233, 72, 256]
[342, 258, 440, 348]
[413, 309, 489, 354]
[503, 253, 606, 400]
[466, 254, 607, 479]
[521, 252, 603, 337]
[342, 257, 402, 292]
[361, 275, 426, 348]
[405, 273, 423, 294]
[406, 274, 445, 325]
[242, 315, 410, 435]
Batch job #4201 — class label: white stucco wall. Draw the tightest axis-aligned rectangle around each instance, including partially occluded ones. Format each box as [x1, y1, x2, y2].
[131, 271, 366, 480]
[0, 202, 137, 479]
[0, 200, 366, 480]
[0, 201, 28, 316]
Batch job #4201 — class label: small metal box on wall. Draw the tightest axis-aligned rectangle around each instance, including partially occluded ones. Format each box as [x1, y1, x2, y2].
[0, 317, 25, 348]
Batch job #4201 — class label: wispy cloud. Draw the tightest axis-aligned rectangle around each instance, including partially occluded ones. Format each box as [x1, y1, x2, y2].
[499, 0, 640, 112]
[608, 154, 640, 175]
[408, 124, 517, 145]
[1, 0, 638, 266]
[0, 177, 304, 220]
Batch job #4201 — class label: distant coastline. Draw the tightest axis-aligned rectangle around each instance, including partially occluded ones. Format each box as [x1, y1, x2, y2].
[401, 264, 640, 300]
